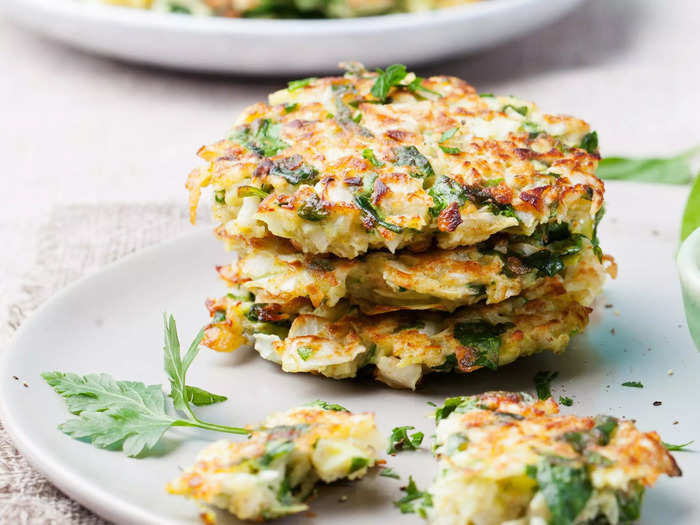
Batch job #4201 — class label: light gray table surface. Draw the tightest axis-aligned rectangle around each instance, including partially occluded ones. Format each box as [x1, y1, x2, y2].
[0, 0, 699, 522]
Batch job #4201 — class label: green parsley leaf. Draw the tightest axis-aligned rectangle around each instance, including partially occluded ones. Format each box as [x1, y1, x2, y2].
[183, 386, 228, 407]
[297, 346, 313, 361]
[663, 440, 694, 451]
[428, 175, 467, 217]
[479, 93, 494, 98]
[287, 77, 317, 92]
[42, 315, 248, 458]
[297, 193, 328, 222]
[394, 476, 433, 516]
[349, 456, 369, 473]
[395, 145, 435, 177]
[439, 145, 462, 154]
[406, 76, 441, 98]
[434, 396, 481, 422]
[439, 127, 458, 143]
[533, 370, 558, 399]
[232, 119, 289, 157]
[237, 185, 269, 199]
[593, 415, 618, 445]
[261, 440, 295, 466]
[388, 426, 424, 454]
[362, 148, 384, 167]
[371, 64, 408, 102]
[621, 381, 644, 388]
[212, 310, 226, 323]
[616, 481, 645, 522]
[559, 396, 573, 407]
[380, 468, 400, 479]
[681, 171, 700, 241]
[530, 459, 593, 525]
[502, 104, 528, 116]
[579, 131, 599, 153]
[452, 321, 507, 370]
[307, 400, 349, 412]
[214, 189, 225, 204]
[168, 3, 192, 14]
[269, 156, 318, 185]
[283, 102, 299, 113]
[354, 194, 403, 233]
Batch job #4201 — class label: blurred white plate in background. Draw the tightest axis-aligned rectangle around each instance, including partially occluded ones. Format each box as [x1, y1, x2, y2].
[2, 0, 583, 74]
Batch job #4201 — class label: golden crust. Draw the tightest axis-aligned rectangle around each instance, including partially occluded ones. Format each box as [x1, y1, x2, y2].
[188, 68, 603, 258]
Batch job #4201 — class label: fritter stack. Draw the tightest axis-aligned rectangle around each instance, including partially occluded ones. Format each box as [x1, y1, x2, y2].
[188, 64, 615, 389]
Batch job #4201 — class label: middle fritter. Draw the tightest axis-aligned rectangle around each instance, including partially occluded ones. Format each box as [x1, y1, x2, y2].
[192, 65, 613, 389]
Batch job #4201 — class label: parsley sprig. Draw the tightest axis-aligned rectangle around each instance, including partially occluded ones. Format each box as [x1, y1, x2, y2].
[370, 64, 441, 103]
[42, 314, 248, 457]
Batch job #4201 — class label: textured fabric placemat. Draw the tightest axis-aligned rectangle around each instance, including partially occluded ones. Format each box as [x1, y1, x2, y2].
[0, 203, 196, 525]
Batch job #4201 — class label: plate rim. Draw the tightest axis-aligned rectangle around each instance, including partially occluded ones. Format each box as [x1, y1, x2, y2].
[5, 0, 584, 35]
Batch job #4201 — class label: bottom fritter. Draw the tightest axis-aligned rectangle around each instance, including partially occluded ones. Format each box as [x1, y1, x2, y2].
[202, 251, 606, 389]
[167, 402, 383, 521]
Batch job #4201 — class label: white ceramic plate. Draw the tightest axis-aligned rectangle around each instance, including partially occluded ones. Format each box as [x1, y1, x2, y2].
[1, 181, 699, 525]
[2, 0, 583, 74]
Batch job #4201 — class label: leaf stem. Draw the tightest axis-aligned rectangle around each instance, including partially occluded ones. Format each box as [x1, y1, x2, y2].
[172, 419, 249, 435]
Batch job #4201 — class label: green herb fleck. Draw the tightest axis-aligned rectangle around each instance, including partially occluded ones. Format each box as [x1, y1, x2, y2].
[559, 396, 573, 407]
[439, 145, 462, 154]
[428, 175, 467, 216]
[616, 481, 645, 522]
[453, 321, 507, 370]
[297, 193, 328, 222]
[370, 64, 408, 102]
[394, 476, 432, 516]
[307, 400, 349, 412]
[439, 127, 458, 143]
[502, 104, 528, 116]
[380, 467, 401, 479]
[394, 145, 435, 177]
[533, 370, 558, 400]
[528, 459, 593, 525]
[349, 456, 369, 473]
[579, 131, 599, 154]
[622, 381, 643, 388]
[354, 194, 403, 233]
[362, 148, 384, 167]
[214, 190, 226, 204]
[237, 185, 269, 199]
[287, 77, 317, 92]
[388, 426, 424, 454]
[283, 102, 299, 113]
[663, 440, 694, 451]
[232, 119, 289, 157]
[297, 346, 313, 361]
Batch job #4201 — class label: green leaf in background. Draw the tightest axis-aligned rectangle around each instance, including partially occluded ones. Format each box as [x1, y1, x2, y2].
[681, 174, 700, 241]
[596, 145, 699, 185]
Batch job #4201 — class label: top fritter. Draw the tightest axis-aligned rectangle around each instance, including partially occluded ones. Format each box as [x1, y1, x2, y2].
[188, 64, 604, 258]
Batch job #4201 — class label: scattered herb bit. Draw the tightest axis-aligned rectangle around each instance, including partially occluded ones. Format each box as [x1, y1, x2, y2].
[528, 459, 593, 525]
[483, 178, 503, 187]
[237, 185, 269, 199]
[380, 467, 401, 479]
[283, 102, 299, 113]
[297, 193, 328, 221]
[559, 396, 573, 407]
[533, 370, 558, 400]
[388, 426, 424, 454]
[168, 3, 192, 14]
[406, 76, 441, 97]
[287, 77, 317, 92]
[212, 310, 226, 323]
[349, 456, 369, 473]
[428, 175, 467, 217]
[431, 354, 457, 373]
[354, 194, 403, 233]
[579, 131, 599, 153]
[453, 321, 507, 370]
[269, 156, 318, 185]
[371, 64, 408, 102]
[439, 127, 458, 143]
[434, 397, 478, 422]
[663, 440, 694, 451]
[214, 190, 226, 204]
[479, 93, 494, 98]
[616, 481, 645, 522]
[593, 415, 618, 445]
[261, 440, 295, 466]
[42, 315, 248, 457]
[681, 171, 700, 241]
[502, 104, 528, 116]
[439, 145, 462, 155]
[362, 148, 384, 167]
[297, 346, 313, 361]
[621, 381, 643, 388]
[446, 433, 469, 454]
[307, 400, 349, 412]
[394, 145, 435, 177]
[394, 476, 432, 516]
[232, 119, 288, 157]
